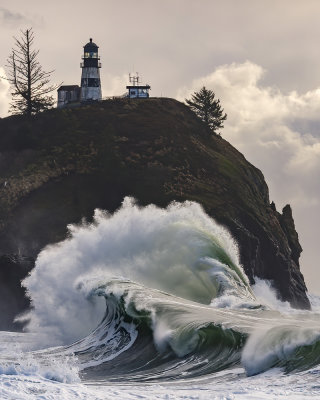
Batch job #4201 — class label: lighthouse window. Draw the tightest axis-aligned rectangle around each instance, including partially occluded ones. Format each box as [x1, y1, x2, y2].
[84, 52, 98, 58]
[81, 78, 88, 86]
[88, 78, 100, 87]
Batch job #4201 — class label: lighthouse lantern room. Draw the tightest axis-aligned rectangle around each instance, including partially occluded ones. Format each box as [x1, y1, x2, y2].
[80, 38, 102, 102]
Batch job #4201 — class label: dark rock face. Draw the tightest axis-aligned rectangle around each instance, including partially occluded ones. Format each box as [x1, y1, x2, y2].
[0, 255, 34, 330]
[0, 98, 310, 329]
[226, 205, 309, 309]
[278, 204, 302, 266]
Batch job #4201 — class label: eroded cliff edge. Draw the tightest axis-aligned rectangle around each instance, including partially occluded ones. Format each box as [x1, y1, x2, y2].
[0, 98, 310, 328]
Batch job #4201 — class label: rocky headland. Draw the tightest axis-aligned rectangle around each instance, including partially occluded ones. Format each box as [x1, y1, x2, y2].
[0, 98, 310, 329]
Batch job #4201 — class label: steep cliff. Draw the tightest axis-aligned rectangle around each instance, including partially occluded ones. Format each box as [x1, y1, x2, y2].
[0, 98, 310, 328]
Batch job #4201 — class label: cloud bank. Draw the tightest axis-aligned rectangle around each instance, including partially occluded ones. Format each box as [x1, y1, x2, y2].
[177, 61, 320, 294]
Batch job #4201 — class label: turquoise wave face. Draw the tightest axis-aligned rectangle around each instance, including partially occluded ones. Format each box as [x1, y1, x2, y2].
[59, 280, 320, 382]
[63, 284, 247, 382]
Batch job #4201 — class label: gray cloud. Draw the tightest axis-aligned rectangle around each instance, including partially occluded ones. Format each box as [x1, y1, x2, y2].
[0, 7, 28, 27]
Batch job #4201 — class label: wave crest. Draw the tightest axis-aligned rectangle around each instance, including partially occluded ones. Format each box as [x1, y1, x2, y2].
[20, 198, 252, 345]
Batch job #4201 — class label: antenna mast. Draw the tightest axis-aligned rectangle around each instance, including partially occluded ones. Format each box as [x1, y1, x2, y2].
[129, 72, 140, 86]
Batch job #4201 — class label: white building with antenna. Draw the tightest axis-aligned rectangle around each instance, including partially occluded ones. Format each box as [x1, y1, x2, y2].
[126, 73, 151, 99]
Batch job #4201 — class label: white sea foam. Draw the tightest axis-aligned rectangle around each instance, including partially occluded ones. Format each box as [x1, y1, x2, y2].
[0, 358, 318, 400]
[309, 293, 320, 312]
[239, 281, 320, 376]
[211, 276, 296, 311]
[20, 198, 249, 346]
[252, 277, 292, 311]
[0, 349, 80, 384]
[242, 324, 320, 376]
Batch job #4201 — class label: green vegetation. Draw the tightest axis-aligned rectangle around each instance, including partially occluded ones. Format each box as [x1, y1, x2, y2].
[0, 97, 268, 239]
[186, 87, 227, 135]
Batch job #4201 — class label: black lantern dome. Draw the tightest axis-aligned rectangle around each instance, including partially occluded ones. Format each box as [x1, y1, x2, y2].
[84, 38, 99, 51]
[82, 38, 100, 68]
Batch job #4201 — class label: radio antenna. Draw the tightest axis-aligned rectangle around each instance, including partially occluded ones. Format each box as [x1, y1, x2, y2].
[129, 72, 140, 86]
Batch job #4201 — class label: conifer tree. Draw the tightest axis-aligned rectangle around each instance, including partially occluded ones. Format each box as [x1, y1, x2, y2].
[186, 86, 227, 134]
[4, 28, 58, 116]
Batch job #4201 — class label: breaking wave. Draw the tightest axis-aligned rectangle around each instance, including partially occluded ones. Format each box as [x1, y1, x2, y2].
[10, 198, 320, 383]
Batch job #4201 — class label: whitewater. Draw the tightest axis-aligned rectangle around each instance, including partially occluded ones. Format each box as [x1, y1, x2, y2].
[0, 198, 319, 399]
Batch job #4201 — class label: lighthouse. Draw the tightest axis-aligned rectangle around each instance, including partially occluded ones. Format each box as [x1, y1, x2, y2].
[80, 38, 102, 102]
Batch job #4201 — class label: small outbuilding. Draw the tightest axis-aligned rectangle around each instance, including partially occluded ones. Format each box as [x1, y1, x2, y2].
[126, 84, 151, 99]
[126, 73, 151, 99]
[57, 85, 80, 108]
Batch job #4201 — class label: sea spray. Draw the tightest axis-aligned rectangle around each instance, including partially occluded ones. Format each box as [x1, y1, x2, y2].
[0, 348, 80, 383]
[20, 197, 253, 346]
[252, 278, 292, 312]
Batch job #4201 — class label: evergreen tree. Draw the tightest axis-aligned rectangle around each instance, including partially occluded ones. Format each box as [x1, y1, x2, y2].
[4, 28, 58, 116]
[186, 86, 227, 134]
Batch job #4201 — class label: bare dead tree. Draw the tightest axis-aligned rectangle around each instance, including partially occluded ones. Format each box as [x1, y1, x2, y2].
[4, 28, 58, 116]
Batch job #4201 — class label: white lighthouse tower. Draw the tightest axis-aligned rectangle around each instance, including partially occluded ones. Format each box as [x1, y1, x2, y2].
[80, 38, 102, 102]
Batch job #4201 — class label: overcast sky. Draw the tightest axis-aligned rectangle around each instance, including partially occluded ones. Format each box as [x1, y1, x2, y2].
[0, 0, 320, 295]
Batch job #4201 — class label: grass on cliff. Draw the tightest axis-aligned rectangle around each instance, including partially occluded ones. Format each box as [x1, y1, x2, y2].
[0, 97, 269, 229]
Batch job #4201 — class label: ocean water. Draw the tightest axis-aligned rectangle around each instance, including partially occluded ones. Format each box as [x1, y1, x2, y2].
[0, 198, 319, 399]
